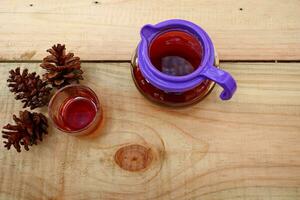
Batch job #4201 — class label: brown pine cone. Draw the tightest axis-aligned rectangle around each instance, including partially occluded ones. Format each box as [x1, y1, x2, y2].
[2, 110, 48, 152]
[40, 44, 83, 88]
[8, 67, 52, 110]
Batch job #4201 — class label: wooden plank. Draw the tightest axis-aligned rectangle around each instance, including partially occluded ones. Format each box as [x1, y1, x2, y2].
[0, 62, 300, 199]
[0, 0, 300, 61]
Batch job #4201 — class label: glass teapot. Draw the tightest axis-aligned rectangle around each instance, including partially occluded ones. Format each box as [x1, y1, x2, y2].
[131, 19, 237, 106]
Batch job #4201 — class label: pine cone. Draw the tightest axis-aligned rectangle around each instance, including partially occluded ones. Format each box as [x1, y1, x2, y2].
[8, 68, 52, 110]
[2, 110, 48, 152]
[40, 44, 83, 88]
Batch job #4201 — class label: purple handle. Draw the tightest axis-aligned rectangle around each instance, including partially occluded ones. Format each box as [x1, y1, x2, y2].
[200, 66, 237, 100]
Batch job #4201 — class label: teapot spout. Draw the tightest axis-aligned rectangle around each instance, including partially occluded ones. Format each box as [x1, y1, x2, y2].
[140, 25, 158, 43]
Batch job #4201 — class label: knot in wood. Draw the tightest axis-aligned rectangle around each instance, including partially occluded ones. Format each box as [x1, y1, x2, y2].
[114, 144, 153, 172]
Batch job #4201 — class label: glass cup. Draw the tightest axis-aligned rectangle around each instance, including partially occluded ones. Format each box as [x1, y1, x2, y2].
[48, 84, 102, 136]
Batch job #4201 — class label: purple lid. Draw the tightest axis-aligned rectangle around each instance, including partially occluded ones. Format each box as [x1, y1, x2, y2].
[138, 19, 237, 100]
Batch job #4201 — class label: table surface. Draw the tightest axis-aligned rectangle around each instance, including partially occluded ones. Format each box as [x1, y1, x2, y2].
[0, 1, 300, 200]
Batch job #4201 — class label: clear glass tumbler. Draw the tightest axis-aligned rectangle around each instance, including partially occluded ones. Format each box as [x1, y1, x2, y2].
[48, 84, 102, 136]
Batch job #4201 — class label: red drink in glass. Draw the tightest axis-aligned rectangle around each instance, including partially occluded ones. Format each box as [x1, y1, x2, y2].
[49, 85, 102, 136]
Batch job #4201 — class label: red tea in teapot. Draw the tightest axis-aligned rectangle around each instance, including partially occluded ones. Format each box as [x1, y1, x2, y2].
[149, 30, 203, 76]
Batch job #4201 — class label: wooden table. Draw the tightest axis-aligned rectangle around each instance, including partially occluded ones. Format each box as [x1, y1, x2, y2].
[1, 1, 300, 199]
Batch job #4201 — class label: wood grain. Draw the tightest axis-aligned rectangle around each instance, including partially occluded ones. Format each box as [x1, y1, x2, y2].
[0, 62, 300, 200]
[0, 0, 300, 61]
